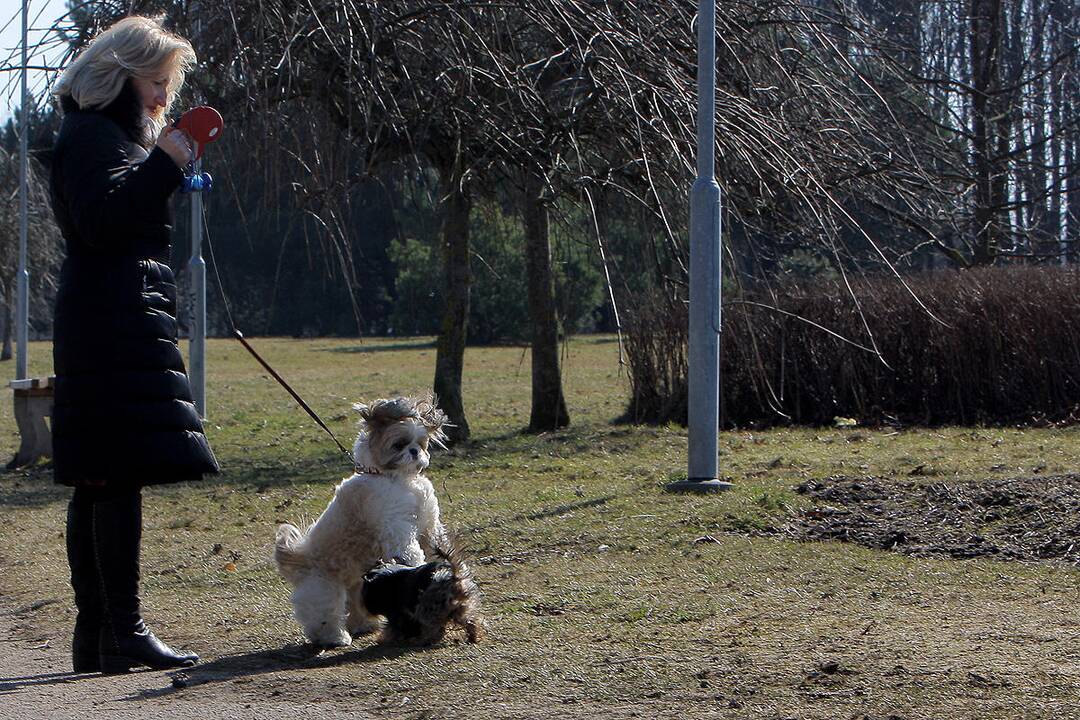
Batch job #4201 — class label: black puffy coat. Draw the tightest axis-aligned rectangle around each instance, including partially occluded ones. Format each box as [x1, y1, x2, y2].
[49, 87, 220, 488]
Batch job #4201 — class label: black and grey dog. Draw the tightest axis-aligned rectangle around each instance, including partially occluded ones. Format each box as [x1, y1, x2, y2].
[362, 541, 483, 645]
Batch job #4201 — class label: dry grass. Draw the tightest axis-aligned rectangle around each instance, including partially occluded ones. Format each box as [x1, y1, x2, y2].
[1, 336, 1079, 719]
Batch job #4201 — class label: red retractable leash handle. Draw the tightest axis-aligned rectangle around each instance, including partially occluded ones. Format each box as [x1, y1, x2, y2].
[173, 105, 224, 160]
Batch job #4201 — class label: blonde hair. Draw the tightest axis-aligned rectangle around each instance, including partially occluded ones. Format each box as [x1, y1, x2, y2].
[53, 15, 196, 133]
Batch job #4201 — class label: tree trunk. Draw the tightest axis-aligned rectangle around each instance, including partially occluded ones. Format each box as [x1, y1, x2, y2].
[969, 0, 1006, 264]
[1, 281, 12, 361]
[522, 174, 569, 432]
[1047, 0, 1067, 259]
[1068, 129, 1080, 261]
[432, 160, 472, 443]
[0, 303, 10, 362]
[1068, 6, 1080, 260]
[1012, 0, 1038, 254]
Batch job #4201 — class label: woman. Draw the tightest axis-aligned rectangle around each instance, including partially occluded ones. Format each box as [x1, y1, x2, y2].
[50, 16, 220, 674]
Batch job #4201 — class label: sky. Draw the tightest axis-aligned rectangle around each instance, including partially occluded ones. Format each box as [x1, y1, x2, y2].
[0, 0, 72, 121]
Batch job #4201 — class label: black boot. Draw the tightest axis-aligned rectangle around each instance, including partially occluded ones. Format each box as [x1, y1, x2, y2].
[67, 492, 101, 672]
[90, 489, 199, 673]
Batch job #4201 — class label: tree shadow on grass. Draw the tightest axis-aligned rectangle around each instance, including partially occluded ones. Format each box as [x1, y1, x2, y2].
[122, 640, 433, 701]
[0, 453, 353, 509]
[0, 420, 639, 510]
[471, 421, 643, 448]
[316, 339, 437, 354]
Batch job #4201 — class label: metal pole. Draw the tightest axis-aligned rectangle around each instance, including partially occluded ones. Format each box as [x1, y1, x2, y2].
[189, 153, 206, 418]
[188, 8, 206, 418]
[667, 0, 730, 493]
[16, 0, 30, 380]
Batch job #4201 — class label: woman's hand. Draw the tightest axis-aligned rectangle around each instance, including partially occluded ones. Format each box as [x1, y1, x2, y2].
[156, 126, 193, 168]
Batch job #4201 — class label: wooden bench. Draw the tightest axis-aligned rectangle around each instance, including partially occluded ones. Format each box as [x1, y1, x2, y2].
[8, 376, 54, 470]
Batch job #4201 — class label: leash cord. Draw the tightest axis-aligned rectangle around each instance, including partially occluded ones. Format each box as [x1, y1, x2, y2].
[200, 204, 357, 467]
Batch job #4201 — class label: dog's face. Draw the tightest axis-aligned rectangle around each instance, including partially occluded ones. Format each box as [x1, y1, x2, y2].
[367, 419, 433, 474]
[352, 396, 448, 477]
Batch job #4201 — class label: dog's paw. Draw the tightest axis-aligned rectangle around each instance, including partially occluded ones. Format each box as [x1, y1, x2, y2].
[348, 618, 382, 638]
[313, 638, 351, 650]
[306, 625, 352, 649]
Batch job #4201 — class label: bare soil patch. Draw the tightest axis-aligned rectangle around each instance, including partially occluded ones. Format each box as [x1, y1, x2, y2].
[784, 473, 1080, 564]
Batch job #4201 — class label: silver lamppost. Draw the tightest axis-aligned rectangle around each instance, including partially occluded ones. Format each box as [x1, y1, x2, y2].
[667, 0, 731, 493]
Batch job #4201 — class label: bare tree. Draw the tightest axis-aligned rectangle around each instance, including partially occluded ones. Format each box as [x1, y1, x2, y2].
[876, 0, 1080, 265]
[70, 0, 1080, 433]
[190, 0, 971, 426]
[194, 1, 584, 437]
[0, 147, 62, 357]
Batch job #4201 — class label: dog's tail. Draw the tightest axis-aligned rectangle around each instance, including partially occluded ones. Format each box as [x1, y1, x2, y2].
[273, 523, 307, 578]
[426, 535, 485, 644]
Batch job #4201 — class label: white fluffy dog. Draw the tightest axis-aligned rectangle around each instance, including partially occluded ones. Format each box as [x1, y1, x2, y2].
[274, 396, 451, 647]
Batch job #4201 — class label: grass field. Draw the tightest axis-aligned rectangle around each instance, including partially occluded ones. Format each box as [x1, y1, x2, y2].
[1, 336, 1079, 719]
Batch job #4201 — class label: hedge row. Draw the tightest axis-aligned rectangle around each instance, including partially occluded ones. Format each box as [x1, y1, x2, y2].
[624, 266, 1080, 427]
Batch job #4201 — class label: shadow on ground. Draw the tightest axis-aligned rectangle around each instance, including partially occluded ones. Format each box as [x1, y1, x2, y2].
[0, 668, 108, 694]
[0, 465, 66, 508]
[123, 640, 431, 702]
[315, 339, 437, 354]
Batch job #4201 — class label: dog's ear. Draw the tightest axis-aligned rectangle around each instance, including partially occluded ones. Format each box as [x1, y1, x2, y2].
[353, 401, 377, 435]
[413, 394, 450, 447]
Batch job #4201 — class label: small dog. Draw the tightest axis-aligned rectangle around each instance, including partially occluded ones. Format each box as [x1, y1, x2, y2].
[363, 540, 483, 645]
[273, 395, 480, 647]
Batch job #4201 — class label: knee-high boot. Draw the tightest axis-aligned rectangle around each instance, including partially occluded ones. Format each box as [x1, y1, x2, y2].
[67, 493, 101, 672]
[90, 489, 199, 673]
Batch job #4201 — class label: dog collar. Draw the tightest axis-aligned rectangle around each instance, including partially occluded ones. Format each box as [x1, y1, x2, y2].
[355, 465, 382, 475]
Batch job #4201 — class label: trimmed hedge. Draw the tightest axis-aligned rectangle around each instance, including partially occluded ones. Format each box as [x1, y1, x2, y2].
[624, 266, 1080, 427]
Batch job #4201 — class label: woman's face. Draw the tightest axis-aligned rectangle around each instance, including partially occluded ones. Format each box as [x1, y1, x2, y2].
[131, 69, 170, 118]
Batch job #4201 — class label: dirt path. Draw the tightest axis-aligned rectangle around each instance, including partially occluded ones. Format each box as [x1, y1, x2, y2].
[0, 605, 384, 720]
[0, 600, 687, 720]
